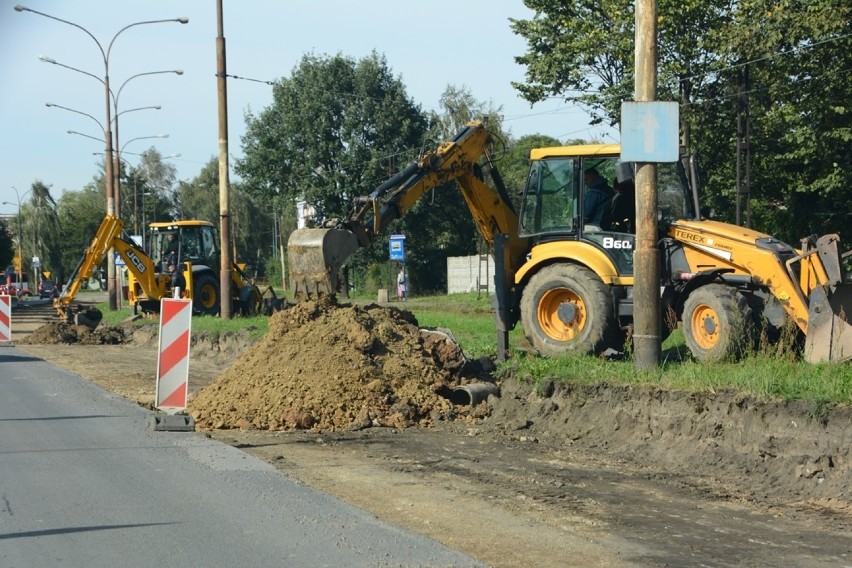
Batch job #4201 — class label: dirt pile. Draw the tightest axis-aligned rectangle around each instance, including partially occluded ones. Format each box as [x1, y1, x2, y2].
[188, 297, 489, 431]
[18, 321, 130, 345]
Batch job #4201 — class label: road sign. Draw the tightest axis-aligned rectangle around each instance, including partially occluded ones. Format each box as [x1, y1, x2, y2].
[0, 295, 10, 342]
[115, 252, 125, 267]
[389, 234, 406, 261]
[620, 101, 680, 162]
[156, 298, 192, 413]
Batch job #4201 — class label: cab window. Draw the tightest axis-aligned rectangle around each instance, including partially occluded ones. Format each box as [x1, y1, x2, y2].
[519, 157, 578, 237]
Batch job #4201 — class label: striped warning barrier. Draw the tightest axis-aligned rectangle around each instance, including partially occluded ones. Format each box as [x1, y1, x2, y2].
[0, 295, 10, 342]
[156, 298, 193, 412]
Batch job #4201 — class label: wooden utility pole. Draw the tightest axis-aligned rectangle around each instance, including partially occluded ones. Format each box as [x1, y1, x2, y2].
[216, 0, 232, 319]
[632, 0, 661, 369]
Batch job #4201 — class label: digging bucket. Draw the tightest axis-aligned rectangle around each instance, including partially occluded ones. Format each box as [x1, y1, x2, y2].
[287, 228, 359, 298]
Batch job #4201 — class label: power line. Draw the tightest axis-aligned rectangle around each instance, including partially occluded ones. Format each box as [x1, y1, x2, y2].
[681, 31, 852, 83]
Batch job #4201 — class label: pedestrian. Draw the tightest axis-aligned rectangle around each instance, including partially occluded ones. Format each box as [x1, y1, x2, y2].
[396, 268, 407, 301]
[169, 262, 186, 298]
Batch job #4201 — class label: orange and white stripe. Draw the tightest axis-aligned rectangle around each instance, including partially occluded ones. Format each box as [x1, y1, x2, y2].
[156, 298, 193, 412]
[0, 295, 10, 342]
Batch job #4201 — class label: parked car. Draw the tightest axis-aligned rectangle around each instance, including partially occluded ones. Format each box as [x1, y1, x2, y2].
[0, 283, 32, 297]
[38, 279, 58, 299]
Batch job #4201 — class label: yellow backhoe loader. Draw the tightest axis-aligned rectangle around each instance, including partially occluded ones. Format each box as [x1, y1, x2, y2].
[56, 215, 261, 320]
[288, 121, 852, 363]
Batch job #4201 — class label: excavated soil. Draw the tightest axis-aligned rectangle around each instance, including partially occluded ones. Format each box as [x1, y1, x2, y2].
[18, 321, 129, 346]
[187, 296, 490, 431]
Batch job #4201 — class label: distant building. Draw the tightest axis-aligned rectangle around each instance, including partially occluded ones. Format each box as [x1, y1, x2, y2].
[296, 201, 317, 230]
[446, 255, 495, 294]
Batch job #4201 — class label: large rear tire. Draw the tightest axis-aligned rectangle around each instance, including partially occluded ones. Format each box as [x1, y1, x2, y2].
[682, 284, 753, 362]
[520, 264, 616, 356]
[193, 273, 220, 316]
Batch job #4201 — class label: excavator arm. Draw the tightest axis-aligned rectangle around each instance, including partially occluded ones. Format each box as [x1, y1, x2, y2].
[288, 121, 529, 297]
[55, 215, 167, 320]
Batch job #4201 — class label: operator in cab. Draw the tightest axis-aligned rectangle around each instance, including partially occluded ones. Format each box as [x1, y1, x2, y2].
[165, 233, 180, 260]
[583, 168, 614, 231]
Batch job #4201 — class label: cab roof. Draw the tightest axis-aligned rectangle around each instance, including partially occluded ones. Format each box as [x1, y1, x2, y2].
[149, 220, 215, 230]
[529, 144, 621, 160]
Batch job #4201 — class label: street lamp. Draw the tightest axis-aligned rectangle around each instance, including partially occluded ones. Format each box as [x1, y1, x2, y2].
[110, 70, 182, 216]
[120, 133, 169, 155]
[46, 102, 105, 134]
[3, 186, 33, 297]
[17, 4, 188, 310]
[66, 106, 162, 146]
[39, 55, 181, 245]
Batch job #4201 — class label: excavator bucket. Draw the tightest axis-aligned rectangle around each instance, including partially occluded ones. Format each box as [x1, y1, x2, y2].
[803, 234, 852, 363]
[287, 228, 359, 298]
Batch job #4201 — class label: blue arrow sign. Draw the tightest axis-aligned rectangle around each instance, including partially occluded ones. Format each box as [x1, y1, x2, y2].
[620, 101, 679, 162]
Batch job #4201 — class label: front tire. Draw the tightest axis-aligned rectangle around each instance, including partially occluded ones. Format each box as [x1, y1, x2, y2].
[682, 284, 753, 362]
[193, 273, 220, 316]
[520, 264, 616, 356]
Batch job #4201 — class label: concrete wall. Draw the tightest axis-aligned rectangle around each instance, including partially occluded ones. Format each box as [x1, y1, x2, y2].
[446, 255, 495, 294]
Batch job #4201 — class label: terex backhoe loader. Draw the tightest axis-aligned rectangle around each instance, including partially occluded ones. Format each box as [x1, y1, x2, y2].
[288, 120, 852, 363]
[56, 215, 261, 319]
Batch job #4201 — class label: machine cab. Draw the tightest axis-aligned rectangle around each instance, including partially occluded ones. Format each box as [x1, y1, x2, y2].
[518, 145, 695, 275]
[148, 221, 219, 273]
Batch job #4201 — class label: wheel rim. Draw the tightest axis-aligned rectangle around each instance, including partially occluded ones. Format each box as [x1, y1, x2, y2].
[200, 283, 217, 309]
[537, 288, 586, 341]
[691, 303, 720, 350]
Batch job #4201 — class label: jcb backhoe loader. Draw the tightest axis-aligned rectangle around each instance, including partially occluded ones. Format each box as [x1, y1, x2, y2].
[56, 215, 261, 320]
[288, 120, 852, 363]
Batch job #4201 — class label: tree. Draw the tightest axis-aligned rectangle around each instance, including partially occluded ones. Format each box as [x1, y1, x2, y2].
[0, 218, 15, 270]
[56, 183, 110, 280]
[237, 52, 429, 288]
[178, 158, 274, 274]
[498, 133, 566, 197]
[709, 0, 852, 242]
[124, 147, 179, 228]
[175, 158, 219, 225]
[237, 52, 428, 221]
[511, 0, 852, 242]
[20, 180, 61, 282]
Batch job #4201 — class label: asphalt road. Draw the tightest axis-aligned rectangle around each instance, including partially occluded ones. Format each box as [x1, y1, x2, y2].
[0, 344, 485, 568]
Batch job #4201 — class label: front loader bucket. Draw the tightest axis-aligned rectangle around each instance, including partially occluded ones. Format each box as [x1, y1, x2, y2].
[803, 234, 852, 363]
[804, 282, 852, 363]
[287, 228, 359, 298]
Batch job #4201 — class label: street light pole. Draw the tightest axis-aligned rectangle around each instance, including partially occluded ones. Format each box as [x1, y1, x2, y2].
[16, 4, 188, 310]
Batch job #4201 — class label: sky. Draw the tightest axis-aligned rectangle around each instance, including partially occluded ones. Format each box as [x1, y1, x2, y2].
[0, 0, 617, 211]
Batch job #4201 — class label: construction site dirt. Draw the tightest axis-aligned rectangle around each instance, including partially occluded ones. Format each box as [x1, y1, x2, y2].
[10, 294, 851, 568]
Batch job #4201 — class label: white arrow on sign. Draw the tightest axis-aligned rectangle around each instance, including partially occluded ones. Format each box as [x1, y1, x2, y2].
[639, 109, 660, 153]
